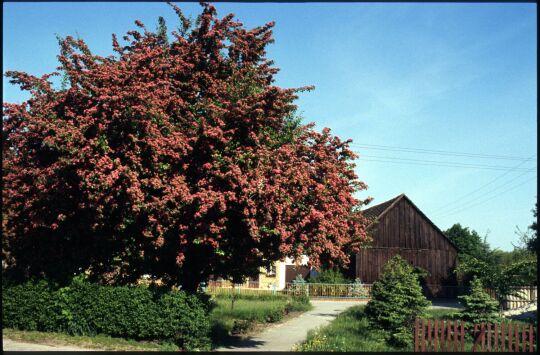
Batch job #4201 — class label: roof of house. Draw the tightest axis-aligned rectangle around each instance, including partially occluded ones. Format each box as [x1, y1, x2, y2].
[361, 193, 458, 251]
[362, 194, 403, 220]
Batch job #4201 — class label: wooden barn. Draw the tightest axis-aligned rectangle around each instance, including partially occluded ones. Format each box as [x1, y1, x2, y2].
[350, 193, 459, 298]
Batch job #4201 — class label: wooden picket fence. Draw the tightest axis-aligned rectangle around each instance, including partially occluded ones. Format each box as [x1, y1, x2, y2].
[414, 319, 537, 352]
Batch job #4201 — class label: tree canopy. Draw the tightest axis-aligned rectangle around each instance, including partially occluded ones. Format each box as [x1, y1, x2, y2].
[2, 2, 371, 291]
[525, 202, 537, 253]
[444, 223, 491, 262]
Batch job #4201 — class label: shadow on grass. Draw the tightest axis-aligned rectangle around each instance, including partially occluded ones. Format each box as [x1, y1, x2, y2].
[210, 319, 268, 350]
[216, 338, 267, 350]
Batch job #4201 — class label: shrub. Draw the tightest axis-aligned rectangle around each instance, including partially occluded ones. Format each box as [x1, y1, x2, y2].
[364, 255, 431, 347]
[458, 277, 500, 324]
[308, 268, 351, 284]
[231, 320, 251, 335]
[350, 278, 369, 298]
[2, 278, 211, 351]
[2, 280, 63, 332]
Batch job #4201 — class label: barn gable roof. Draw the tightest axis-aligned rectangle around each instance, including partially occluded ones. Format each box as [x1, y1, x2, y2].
[361, 193, 458, 252]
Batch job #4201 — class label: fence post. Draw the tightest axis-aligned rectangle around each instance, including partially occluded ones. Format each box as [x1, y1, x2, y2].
[507, 323, 514, 352]
[501, 323, 506, 351]
[494, 323, 499, 352]
[446, 321, 452, 351]
[427, 319, 432, 351]
[487, 323, 491, 351]
[528, 324, 533, 352]
[481, 323, 485, 352]
[441, 320, 446, 351]
[453, 320, 458, 352]
[434, 320, 439, 351]
[415, 319, 419, 352]
[473, 323, 478, 352]
[515, 324, 520, 352]
[521, 324, 526, 352]
[460, 321, 464, 352]
[421, 319, 426, 352]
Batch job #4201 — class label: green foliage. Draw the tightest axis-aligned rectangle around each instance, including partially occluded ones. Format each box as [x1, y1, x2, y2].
[364, 255, 431, 348]
[208, 293, 312, 347]
[292, 274, 307, 284]
[2, 280, 63, 332]
[308, 268, 351, 284]
[444, 224, 499, 286]
[296, 306, 407, 352]
[297, 306, 530, 352]
[448, 221, 537, 297]
[456, 254, 537, 311]
[444, 224, 492, 263]
[210, 294, 310, 325]
[3, 328, 180, 351]
[458, 277, 499, 324]
[2, 278, 211, 351]
[351, 278, 369, 298]
[527, 202, 538, 253]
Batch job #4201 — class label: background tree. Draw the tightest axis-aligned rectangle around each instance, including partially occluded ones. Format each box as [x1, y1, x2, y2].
[2, 2, 371, 292]
[365, 255, 431, 347]
[444, 223, 491, 262]
[444, 223, 496, 286]
[516, 201, 538, 254]
[529, 202, 538, 251]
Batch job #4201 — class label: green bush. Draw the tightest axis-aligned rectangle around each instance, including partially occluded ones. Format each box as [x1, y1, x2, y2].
[2, 277, 211, 351]
[2, 280, 63, 332]
[458, 277, 500, 324]
[308, 268, 351, 284]
[364, 255, 431, 347]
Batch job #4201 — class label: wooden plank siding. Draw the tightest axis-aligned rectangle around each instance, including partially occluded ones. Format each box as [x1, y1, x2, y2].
[356, 195, 458, 298]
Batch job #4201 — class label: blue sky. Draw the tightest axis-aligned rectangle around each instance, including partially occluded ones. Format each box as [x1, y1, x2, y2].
[3, 2, 537, 251]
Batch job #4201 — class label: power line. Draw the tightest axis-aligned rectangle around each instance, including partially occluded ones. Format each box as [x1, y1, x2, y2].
[428, 154, 536, 215]
[356, 154, 535, 172]
[354, 154, 536, 172]
[430, 168, 537, 218]
[433, 175, 537, 219]
[349, 143, 531, 161]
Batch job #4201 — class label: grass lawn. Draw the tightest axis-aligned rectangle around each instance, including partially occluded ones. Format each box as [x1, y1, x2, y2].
[2, 328, 179, 351]
[209, 294, 312, 348]
[3, 293, 312, 351]
[295, 305, 535, 352]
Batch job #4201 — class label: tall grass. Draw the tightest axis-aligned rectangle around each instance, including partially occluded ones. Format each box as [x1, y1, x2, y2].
[209, 293, 312, 348]
[296, 306, 407, 352]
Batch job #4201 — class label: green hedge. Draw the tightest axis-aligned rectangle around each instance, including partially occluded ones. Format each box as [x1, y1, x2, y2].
[2, 278, 211, 351]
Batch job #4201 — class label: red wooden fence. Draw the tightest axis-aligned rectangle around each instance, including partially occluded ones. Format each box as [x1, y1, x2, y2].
[415, 319, 536, 352]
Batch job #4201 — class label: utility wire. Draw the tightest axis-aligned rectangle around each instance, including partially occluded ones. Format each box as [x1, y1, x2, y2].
[356, 154, 535, 172]
[430, 168, 537, 218]
[354, 154, 536, 172]
[428, 154, 536, 215]
[349, 143, 531, 161]
[433, 175, 537, 219]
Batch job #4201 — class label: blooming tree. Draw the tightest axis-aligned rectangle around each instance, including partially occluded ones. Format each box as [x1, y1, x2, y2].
[3, 2, 371, 291]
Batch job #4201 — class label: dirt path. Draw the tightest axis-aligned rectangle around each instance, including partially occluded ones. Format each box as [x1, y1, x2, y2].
[2, 338, 97, 351]
[215, 299, 364, 352]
